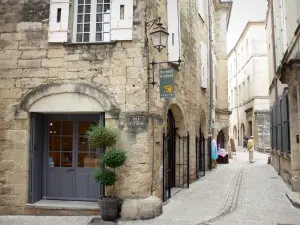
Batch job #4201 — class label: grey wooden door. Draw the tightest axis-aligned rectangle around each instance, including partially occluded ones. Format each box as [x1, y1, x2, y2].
[45, 114, 103, 201]
[29, 113, 44, 203]
[46, 118, 75, 199]
[74, 120, 101, 200]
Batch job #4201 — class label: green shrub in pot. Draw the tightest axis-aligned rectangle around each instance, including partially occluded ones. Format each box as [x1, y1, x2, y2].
[87, 124, 127, 221]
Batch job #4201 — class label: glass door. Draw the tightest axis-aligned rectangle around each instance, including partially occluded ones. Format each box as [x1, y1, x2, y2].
[47, 120, 75, 199]
[74, 120, 101, 200]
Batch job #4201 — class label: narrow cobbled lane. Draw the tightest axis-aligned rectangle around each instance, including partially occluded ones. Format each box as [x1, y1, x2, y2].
[118, 148, 300, 225]
[1, 149, 299, 225]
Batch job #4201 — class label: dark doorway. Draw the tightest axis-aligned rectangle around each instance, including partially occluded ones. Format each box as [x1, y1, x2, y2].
[29, 113, 105, 204]
[217, 129, 225, 149]
[167, 110, 176, 189]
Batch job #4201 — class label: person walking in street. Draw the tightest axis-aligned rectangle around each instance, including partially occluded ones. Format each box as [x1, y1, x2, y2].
[243, 135, 248, 152]
[211, 139, 218, 168]
[247, 136, 254, 163]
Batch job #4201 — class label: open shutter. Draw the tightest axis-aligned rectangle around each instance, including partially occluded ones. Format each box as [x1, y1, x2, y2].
[48, 0, 70, 43]
[276, 97, 282, 150]
[281, 88, 290, 153]
[110, 0, 133, 41]
[196, 0, 206, 21]
[280, 0, 288, 52]
[167, 0, 180, 62]
[272, 102, 277, 149]
[270, 107, 274, 149]
[201, 42, 208, 89]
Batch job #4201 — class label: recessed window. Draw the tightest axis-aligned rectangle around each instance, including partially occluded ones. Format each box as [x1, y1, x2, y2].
[120, 5, 124, 20]
[57, 8, 61, 23]
[74, 0, 111, 43]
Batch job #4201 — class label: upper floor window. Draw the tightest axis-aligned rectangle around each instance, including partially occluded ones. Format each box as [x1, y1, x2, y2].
[48, 0, 133, 43]
[74, 0, 111, 43]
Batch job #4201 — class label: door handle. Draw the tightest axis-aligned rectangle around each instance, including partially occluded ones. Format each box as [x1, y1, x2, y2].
[67, 169, 74, 173]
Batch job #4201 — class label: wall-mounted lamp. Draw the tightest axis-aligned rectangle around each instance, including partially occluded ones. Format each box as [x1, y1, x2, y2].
[147, 17, 169, 52]
[146, 17, 183, 87]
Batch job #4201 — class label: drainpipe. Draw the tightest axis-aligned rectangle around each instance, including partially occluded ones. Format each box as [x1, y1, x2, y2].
[270, 0, 280, 175]
[208, 0, 214, 136]
[233, 49, 240, 146]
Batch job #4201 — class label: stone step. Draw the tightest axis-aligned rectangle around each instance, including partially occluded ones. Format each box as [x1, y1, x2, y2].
[25, 199, 100, 216]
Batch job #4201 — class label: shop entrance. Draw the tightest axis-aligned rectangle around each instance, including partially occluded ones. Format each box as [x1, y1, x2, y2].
[29, 113, 104, 203]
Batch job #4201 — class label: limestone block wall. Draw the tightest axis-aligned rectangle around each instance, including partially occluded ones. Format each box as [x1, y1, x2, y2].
[254, 111, 270, 149]
[0, 0, 152, 214]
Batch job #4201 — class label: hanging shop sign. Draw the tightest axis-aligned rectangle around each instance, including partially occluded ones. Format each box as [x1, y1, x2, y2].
[159, 68, 175, 99]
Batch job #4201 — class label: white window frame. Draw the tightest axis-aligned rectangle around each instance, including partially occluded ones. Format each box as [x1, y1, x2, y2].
[72, 0, 111, 43]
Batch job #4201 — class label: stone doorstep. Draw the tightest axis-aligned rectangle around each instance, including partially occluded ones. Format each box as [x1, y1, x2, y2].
[24, 199, 100, 216]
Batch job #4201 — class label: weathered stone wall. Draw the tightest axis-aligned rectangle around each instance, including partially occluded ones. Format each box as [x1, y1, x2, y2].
[271, 152, 292, 187]
[0, 0, 151, 214]
[254, 111, 270, 149]
[0, 0, 230, 214]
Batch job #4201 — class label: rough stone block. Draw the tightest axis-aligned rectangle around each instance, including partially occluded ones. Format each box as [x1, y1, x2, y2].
[47, 49, 65, 58]
[23, 68, 48, 77]
[22, 50, 47, 59]
[120, 196, 162, 221]
[68, 61, 91, 72]
[42, 58, 64, 68]
[120, 199, 138, 220]
[16, 22, 42, 32]
[18, 59, 41, 69]
[58, 71, 78, 79]
[0, 69, 22, 78]
[0, 60, 17, 69]
[0, 23, 17, 33]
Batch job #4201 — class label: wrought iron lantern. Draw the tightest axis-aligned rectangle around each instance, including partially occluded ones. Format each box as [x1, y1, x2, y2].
[149, 25, 169, 52]
[147, 17, 169, 52]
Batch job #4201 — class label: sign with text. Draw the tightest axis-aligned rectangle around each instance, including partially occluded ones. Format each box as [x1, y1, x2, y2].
[128, 115, 146, 127]
[159, 68, 175, 99]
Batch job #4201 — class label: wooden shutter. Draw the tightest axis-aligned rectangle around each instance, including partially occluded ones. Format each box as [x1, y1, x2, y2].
[201, 42, 208, 89]
[167, 0, 180, 62]
[276, 97, 282, 150]
[270, 107, 274, 149]
[280, 0, 288, 52]
[48, 0, 70, 43]
[110, 0, 133, 41]
[196, 0, 206, 21]
[281, 88, 290, 153]
[272, 102, 277, 149]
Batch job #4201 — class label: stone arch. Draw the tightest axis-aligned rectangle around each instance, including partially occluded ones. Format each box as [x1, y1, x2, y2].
[15, 81, 120, 116]
[168, 103, 185, 135]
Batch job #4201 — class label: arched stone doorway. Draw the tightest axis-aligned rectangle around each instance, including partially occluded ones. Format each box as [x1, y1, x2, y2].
[166, 109, 176, 190]
[164, 103, 185, 200]
[217, 129, 225, 149]
[19, 81, 120, 204]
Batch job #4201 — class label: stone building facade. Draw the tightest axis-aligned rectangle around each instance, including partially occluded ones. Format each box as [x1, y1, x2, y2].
[266, 0, 300, 192]
[228, 21, 270, 150]
[0, 0, 231, 214]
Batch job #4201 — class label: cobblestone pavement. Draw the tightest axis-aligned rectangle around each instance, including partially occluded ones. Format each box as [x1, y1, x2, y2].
[118, 149, 300, 225]
[1, 149, 300, 225]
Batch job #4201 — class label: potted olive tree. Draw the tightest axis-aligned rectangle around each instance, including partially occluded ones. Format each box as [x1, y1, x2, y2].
[87, 124, 127, 221]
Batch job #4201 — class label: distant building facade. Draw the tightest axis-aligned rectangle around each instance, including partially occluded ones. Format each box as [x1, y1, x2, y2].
[228, 21, 270, 150]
